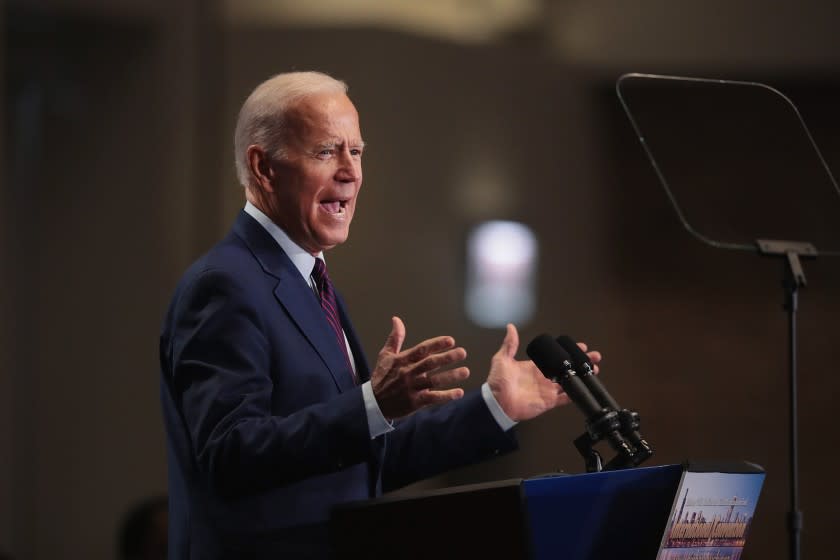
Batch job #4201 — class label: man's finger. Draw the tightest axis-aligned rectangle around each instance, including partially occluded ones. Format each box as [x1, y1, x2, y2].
[493, 323, 519, 361]
[423, 366, 470, 389]
[576, 341, 588, 353]
[381, 316, 406, 354]
[398, 335, 456, 364]
[586, 350, 602, 375]
[406, 347, 466, 376]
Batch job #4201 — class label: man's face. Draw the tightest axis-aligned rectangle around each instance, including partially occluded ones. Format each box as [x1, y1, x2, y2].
[262, 92, 364, 255]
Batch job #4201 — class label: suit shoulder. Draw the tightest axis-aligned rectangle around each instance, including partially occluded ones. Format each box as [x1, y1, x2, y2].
[163, 233, 267, 324]
[180, 234, 262, 287]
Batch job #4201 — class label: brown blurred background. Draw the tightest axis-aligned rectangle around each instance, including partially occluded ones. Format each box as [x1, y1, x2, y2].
[2, 0, 840, 558]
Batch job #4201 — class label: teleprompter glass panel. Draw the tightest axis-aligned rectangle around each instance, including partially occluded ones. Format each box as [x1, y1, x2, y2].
[616, 74, 840, 255]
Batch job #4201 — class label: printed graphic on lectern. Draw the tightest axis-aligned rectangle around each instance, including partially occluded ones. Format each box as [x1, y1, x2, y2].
[656, 471, 765, 560]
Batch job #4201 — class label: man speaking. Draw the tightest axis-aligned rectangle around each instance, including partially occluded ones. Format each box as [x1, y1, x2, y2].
[159, 71, 600, 559]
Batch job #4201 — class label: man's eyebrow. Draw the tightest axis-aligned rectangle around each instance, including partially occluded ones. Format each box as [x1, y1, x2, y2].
[314, 139, 366, 149]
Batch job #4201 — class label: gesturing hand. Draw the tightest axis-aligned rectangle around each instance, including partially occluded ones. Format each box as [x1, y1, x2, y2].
[487, 324, 602, 422]
[371, 317, 470, 420]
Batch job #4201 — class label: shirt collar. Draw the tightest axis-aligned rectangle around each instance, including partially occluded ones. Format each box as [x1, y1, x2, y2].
[244, 201, 323, 280]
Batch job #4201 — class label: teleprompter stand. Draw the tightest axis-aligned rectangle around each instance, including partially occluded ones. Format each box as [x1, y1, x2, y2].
[616, 73, 840, 560]
[756, 239, 817, 560]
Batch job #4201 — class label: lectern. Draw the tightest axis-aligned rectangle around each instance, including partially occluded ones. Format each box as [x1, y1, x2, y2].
[331, 462, 764, 560]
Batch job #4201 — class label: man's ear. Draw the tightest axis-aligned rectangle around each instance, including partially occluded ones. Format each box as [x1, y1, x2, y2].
[247, 145, 275, 193]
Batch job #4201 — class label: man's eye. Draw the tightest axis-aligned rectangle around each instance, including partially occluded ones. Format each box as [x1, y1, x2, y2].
[350, 149, 363, 157]
[317, 149, 334, 157]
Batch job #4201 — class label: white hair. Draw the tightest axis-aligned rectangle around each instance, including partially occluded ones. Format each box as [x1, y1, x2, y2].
[233, 71, 349, 188]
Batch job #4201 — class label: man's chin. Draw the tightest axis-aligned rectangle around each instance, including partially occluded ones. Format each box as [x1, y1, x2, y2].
[314, 229, 350, 252]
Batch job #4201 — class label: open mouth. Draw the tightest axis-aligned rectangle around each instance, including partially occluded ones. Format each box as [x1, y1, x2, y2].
[320, 199, 348, 215]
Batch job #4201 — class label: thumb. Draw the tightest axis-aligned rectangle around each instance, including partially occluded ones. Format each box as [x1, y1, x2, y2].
[381, 316, 406, 354]
[494, 323, 519, 360]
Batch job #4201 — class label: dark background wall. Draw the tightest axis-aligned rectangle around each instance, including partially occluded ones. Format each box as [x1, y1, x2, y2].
[3, 1, 839, 558]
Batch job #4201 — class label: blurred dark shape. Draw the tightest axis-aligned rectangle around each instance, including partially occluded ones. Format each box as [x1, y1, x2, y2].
[118, 496, 168, 560]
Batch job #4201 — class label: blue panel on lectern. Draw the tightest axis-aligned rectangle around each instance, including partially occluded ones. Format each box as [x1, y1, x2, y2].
[523, 465, 684, 560]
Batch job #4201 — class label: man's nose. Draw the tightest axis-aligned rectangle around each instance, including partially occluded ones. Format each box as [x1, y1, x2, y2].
[335, 149, 361, 182]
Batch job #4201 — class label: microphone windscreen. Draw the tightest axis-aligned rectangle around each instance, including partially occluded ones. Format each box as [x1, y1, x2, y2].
[556, 335, 592, 367]
[526, 334, 571, 379]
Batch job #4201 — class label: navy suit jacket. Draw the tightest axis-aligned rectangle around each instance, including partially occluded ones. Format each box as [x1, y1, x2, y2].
[160, 211, 517, 559]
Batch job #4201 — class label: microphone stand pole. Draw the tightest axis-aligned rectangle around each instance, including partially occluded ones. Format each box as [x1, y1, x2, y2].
[756, 239, 815, 560]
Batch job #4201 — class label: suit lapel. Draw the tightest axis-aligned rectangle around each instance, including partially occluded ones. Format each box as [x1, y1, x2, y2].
[233, 211, 356, 393]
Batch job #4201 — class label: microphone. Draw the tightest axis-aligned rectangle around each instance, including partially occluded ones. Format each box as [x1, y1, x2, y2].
[526, 334, 603, 419]
[555, 335, 619, 410]
[526, 334, 634, 462]
[555, 335, 653, 462]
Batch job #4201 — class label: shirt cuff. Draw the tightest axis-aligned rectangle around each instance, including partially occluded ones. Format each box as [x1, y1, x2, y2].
[362, 380, 395, 439]
[481, 382, 518, 432]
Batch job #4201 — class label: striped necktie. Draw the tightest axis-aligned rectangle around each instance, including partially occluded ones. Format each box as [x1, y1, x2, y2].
[311, 258, 356, 383]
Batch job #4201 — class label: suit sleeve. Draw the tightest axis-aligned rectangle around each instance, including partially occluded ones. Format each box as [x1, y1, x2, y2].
[380, 390, 518, 492]
[163, 267, 371, 497]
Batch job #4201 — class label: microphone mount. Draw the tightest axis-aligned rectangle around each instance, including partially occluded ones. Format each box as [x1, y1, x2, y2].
[573, 406, 653, 473]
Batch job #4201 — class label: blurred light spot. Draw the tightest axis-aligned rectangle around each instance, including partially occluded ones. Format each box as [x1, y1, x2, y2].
[466, 220, 537, 328]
